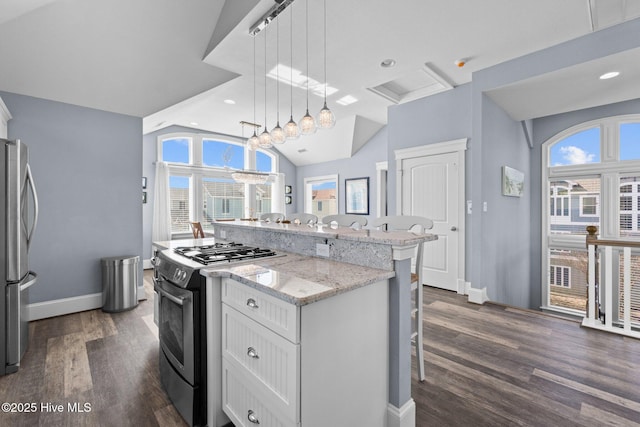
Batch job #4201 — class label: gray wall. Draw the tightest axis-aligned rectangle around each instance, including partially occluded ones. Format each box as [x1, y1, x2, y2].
[2, 91, 142, 304]
[294, 126, 388, 225]
[142, 125, 297, 260]
[479, 95, 531, 307]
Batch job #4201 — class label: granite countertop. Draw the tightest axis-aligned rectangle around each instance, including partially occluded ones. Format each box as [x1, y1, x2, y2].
[153, 237, 218, 251]
[200, 250, 395, 306]
[213, 219, 437, 246]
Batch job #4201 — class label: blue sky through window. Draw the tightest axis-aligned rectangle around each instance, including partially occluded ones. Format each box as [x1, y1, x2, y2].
[550, 128, 600, 166]
[620, 123, 640, 160]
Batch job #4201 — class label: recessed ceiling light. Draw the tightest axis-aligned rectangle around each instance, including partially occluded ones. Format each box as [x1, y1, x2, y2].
[224, 99, 236, 104]
[599, 71, 620, 80]
[380, 59, 396, 68]
[190, 122, 199, 126]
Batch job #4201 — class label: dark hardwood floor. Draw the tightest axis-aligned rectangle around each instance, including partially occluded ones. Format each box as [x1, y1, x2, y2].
[415, 288, 640, 427]
[1, 271, 639, 426]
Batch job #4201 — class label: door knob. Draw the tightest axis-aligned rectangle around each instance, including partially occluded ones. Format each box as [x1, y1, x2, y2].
[451, 226, 457, 231]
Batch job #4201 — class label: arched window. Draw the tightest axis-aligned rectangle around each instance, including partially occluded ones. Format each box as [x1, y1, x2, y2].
[157, 133, 282, 233]
[542, 115, 640, 316]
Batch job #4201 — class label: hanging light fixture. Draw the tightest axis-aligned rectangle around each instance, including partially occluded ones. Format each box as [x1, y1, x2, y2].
[270, 14, 285, 144]
[283, 3, 300, 140]
[235, 121, 270, 184]
[316, 0, 335, 129]
[247, 35, 260, 150]
[298, 0, 316, 135]
[231, 170, 270, 184]
[258, 24, 273, 148]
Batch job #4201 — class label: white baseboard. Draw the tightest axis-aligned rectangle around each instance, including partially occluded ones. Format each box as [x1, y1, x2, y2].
[143, 258, 153, 269]
[467, 284, 489, 305]
[28, 285, 147, 321]
[387, 399, 416, 427]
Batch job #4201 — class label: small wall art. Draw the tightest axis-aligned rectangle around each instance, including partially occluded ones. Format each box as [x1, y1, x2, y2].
[345, 177, 370, 215]
[502, 166, 524, 197]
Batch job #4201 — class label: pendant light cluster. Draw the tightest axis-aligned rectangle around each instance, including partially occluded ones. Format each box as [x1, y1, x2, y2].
[247, 0, 335, 151]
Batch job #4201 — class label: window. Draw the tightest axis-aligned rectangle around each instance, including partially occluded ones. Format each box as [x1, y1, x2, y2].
[221, 199, 230, 214]
[550, 265, 571, 288]
[203, 139, 244, 168]
[158, 133, 282, 234]
[549, 185, 570, 219]
[543, 116, 640, 316]
[304, 175, 338, 220]
[162, 138, 190, 164]
[549, 127, 600, 166]
[169, 176, 190, 233]
[620, 177, 640, 238]
[580, 195, 599, 217]
[620, 123, 640, 161]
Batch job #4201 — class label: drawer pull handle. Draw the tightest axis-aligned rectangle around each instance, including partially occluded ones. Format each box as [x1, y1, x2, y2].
[246, 298, 259, 309]
[247, 347, 260, 359]
[247, 409, 260, 424]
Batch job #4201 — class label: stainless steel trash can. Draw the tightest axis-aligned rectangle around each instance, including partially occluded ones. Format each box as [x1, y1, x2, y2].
[101, 255, 139, 312]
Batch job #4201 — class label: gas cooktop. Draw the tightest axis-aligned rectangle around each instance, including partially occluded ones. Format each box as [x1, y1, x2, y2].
[173, 242, 278, 265]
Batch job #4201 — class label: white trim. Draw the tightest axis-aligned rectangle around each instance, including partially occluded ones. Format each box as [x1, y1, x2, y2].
[386, 399, 416, 427]
[28, 293, 103, 321]
[29, 287, 147, 321]
[0, 96, 12, 122]
[376, 161, 388, 218]
[394, 138, 468, 161]
[468, 286, 489, 305]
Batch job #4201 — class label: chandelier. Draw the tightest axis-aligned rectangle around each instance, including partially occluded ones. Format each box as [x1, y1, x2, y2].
[231, 170, 270, 184]
[247, 0, 334, 148]
[233, 120, 271, 184]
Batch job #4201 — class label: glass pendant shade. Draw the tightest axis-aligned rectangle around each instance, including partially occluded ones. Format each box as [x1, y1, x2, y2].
[284, 116, 300, 140]
[258, 129, 273, 148]
[317, 102, 335, 129]
[299, 109, 317, 135]
[271, 122, 285, 144]
[247, 131, 260, 150]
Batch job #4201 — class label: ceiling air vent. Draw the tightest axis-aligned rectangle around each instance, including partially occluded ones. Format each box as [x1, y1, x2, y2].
[367, 63, 453, 104]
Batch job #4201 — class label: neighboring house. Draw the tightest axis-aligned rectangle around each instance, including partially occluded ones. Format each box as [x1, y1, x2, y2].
[311, 189, 337, 218]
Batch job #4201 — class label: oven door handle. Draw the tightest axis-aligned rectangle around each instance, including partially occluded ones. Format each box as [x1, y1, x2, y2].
[154, 279, 186, 306]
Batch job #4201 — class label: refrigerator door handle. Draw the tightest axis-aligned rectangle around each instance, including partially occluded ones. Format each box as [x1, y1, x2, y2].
[25, 163, 38, 250]
[20, 271, 38, 292]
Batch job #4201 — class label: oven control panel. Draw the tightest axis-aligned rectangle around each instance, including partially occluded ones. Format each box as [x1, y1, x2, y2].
[154, 251, 197, 288]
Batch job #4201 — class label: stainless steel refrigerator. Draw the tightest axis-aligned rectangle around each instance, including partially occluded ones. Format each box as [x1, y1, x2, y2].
[1, 139, 38, 376]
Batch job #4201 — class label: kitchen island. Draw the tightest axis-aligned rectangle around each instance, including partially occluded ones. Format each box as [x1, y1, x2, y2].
[210, 220, 437, 427]
[201, 253, 394, 427]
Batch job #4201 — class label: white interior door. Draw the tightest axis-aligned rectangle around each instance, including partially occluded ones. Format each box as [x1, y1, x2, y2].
[401, 152, 460, 292]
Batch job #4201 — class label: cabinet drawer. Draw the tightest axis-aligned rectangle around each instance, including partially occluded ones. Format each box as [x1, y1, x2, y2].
[222, 359, 298, 427]
[222, 278, 299, 342]
[222, 304, 299, 418]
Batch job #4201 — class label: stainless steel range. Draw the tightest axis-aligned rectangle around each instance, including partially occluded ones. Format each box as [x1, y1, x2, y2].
[152, 241, 279, 427]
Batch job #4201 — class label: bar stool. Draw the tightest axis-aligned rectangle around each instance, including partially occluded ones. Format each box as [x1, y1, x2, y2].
[288, 213, 318, 225]
[372, 215, 433, 381]
[321, 214, 368, 229]
[189, 221, 205, 238]
[259, 212, 285, 222]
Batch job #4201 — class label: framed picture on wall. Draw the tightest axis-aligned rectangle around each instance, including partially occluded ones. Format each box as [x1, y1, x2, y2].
[502, 166, 524, 197]
[345, 177, 369, 215]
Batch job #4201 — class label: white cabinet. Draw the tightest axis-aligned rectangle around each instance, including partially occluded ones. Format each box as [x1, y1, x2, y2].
[0, 96, 11, 139]
[221, 278, 389, 427]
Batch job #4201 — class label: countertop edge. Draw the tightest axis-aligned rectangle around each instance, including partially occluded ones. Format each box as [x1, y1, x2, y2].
[200, 266, 395, 306]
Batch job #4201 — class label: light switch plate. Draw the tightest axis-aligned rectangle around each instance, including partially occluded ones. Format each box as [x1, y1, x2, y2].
[219, 230, 226, 239]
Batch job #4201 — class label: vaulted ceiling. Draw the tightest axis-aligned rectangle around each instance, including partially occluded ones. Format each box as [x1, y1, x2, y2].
[1, 0, 639, 165]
